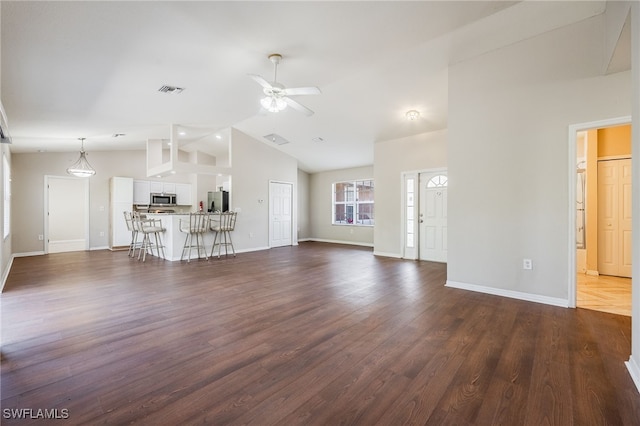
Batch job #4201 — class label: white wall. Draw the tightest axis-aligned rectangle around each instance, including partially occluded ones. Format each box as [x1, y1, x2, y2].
[373, 130, 448, 257]
[230, 128, 298, 251]
[447, 14, 632, 303]
[309, 166, 374, 246]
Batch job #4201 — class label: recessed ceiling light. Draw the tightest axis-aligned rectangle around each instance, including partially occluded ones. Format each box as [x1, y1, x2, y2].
[215, 134, 222, 140]
[179, 131, 186, 136]
[312, 137, 324, 143]
[170, 171, 176, 174]
[112, 133, 126, 138]
[405, 110, 420, 121]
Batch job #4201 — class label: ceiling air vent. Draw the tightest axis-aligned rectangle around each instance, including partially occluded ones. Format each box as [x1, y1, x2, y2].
[263, 133, 290, 146]
[158, 85, 185, 94]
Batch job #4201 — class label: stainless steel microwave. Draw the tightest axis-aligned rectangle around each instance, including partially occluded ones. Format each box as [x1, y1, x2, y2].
[150, 193, 177, 206]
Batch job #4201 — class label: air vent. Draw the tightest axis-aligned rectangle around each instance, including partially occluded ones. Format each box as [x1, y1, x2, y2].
[264, 133, 290, 146]
[158, 85, 185, 94]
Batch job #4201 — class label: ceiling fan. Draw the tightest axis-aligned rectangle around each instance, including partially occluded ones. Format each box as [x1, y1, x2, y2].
[249, 53, 321, 116]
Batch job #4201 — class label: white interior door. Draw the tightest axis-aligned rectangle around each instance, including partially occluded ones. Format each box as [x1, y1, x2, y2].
[419, 172, 448, 262]
[597, 159, 632, 277]
[47, 176, 89, 253]
[269, 182, 293, 248]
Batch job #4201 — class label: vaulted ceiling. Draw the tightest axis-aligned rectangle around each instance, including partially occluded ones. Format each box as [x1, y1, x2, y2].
[1, 1, 624, 173]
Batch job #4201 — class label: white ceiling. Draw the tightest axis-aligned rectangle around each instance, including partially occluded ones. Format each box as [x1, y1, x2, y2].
[1, 1, 616, 173]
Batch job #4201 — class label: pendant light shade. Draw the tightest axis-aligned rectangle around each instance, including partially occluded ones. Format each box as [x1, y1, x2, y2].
[260, 95, 287, 112]
[67, 138, 96, 177]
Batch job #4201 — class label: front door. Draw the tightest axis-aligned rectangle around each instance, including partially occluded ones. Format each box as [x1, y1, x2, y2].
[269, 181, 293, 248]
[597, 159, 632, 277]
[47, 176, 89, 253]
[419, 172, 448, 262]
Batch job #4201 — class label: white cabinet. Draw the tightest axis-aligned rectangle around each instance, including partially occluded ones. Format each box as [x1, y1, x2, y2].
[162, 183, 176, 194]
[133, 180, 150, 204]
[134, 179, 191, 206]
[150, 181, 163, 193]
[110, 177, 133, 249]
[175, 183, 192, 206]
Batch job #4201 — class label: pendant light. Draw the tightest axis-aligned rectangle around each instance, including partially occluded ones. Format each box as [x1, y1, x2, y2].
[66, 138, 96, 177]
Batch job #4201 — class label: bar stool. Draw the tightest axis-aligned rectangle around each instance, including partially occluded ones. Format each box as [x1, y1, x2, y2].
[180, 212, 210, 262]
[123, 211, 140, 258]
[210, 211, 237, 258]
[133, 212, 166, 262]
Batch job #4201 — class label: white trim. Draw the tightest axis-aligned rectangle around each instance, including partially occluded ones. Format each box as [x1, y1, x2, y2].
[13, 251, 45, 257]
[446, 280, 569, 308]
[567, 116, 631, 308]
[306, 238, 373, 248]
[0, 254, 14, 293]
[373, 251, 402, 258]
[586, 269, 600, 276]
[626, 357, 640, 394]
[235, 246, 270, 254]
[91, 246, 110, 251]
[297, 238, 313, 243]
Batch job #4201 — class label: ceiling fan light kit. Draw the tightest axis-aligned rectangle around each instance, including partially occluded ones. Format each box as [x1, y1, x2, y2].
[66, 138, 96, 177]
[406, 110, 420, 121]
[249, 53, 321, 116]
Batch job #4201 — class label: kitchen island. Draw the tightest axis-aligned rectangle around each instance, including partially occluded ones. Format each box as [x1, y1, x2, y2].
[146, 213, 216, 261]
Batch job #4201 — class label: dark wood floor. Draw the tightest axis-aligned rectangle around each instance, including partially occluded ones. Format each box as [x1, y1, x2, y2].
[1, 243, 639, 425]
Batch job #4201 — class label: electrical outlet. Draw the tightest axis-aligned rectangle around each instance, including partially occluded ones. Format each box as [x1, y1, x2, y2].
[38, 234, 44, 241]
[99, 231, 105, 237]
[249, 232, 254, 238]
[523, 259, 533, 270]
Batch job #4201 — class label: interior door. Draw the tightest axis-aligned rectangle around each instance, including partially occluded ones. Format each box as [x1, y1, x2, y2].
[47, 176, 89, 253]
[269, 181, 293, 248]
[597, 159, 632, 277]
[419, 172, 448, 262]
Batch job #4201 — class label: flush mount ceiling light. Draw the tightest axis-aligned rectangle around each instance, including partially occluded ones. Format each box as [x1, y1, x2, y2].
[406, 110, 420, 121]
[66, 138, 96, 177]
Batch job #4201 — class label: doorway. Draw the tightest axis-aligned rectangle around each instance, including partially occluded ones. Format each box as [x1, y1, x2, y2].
[45, 176, 89, 253]
[403, 169, 448, 262]
[570, 119, 632, 315]
[269, 181, 293, 248]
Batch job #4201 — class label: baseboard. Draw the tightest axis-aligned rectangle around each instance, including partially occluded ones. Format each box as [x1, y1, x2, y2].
[625, 357, 640, 394]
[586, 270, 600, 276]
[236, 246, 271, 254]
[445, 280, 569, 308]
[13, 251, 45, 258]
[305, 238, 374, 248]
[373, 251, 402, 259]
[1, 255, 15, 293]
[92, 246, 110, 251]
[297, 238, 312, 243]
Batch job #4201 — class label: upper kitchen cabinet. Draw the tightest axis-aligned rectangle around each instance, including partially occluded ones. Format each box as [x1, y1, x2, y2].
[175, 183, 192, 205]
[133, 180, 150, 204]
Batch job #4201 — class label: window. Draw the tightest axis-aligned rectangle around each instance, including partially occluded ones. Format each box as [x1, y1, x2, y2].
[3, 153, 10, 239]
[333, 179, 374, 226]
[427, 174, 447, 188]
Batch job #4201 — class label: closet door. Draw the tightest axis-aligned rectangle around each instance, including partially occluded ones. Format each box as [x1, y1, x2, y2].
[597, 159, 632, 277]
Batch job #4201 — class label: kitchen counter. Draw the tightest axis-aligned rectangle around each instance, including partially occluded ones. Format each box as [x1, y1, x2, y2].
[146, 213, 216, 261]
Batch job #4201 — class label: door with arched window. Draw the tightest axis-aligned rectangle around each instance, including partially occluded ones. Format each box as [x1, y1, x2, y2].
[419, 171, 448, 262]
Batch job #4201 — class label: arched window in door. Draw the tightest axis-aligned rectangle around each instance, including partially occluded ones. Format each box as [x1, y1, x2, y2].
[426, 175, 447, 188]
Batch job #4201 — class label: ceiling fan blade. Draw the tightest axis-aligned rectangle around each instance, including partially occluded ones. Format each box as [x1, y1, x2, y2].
[248, 74, 273, 90]
[283, 86, 321, 96]
[284, 97, 314, 116]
